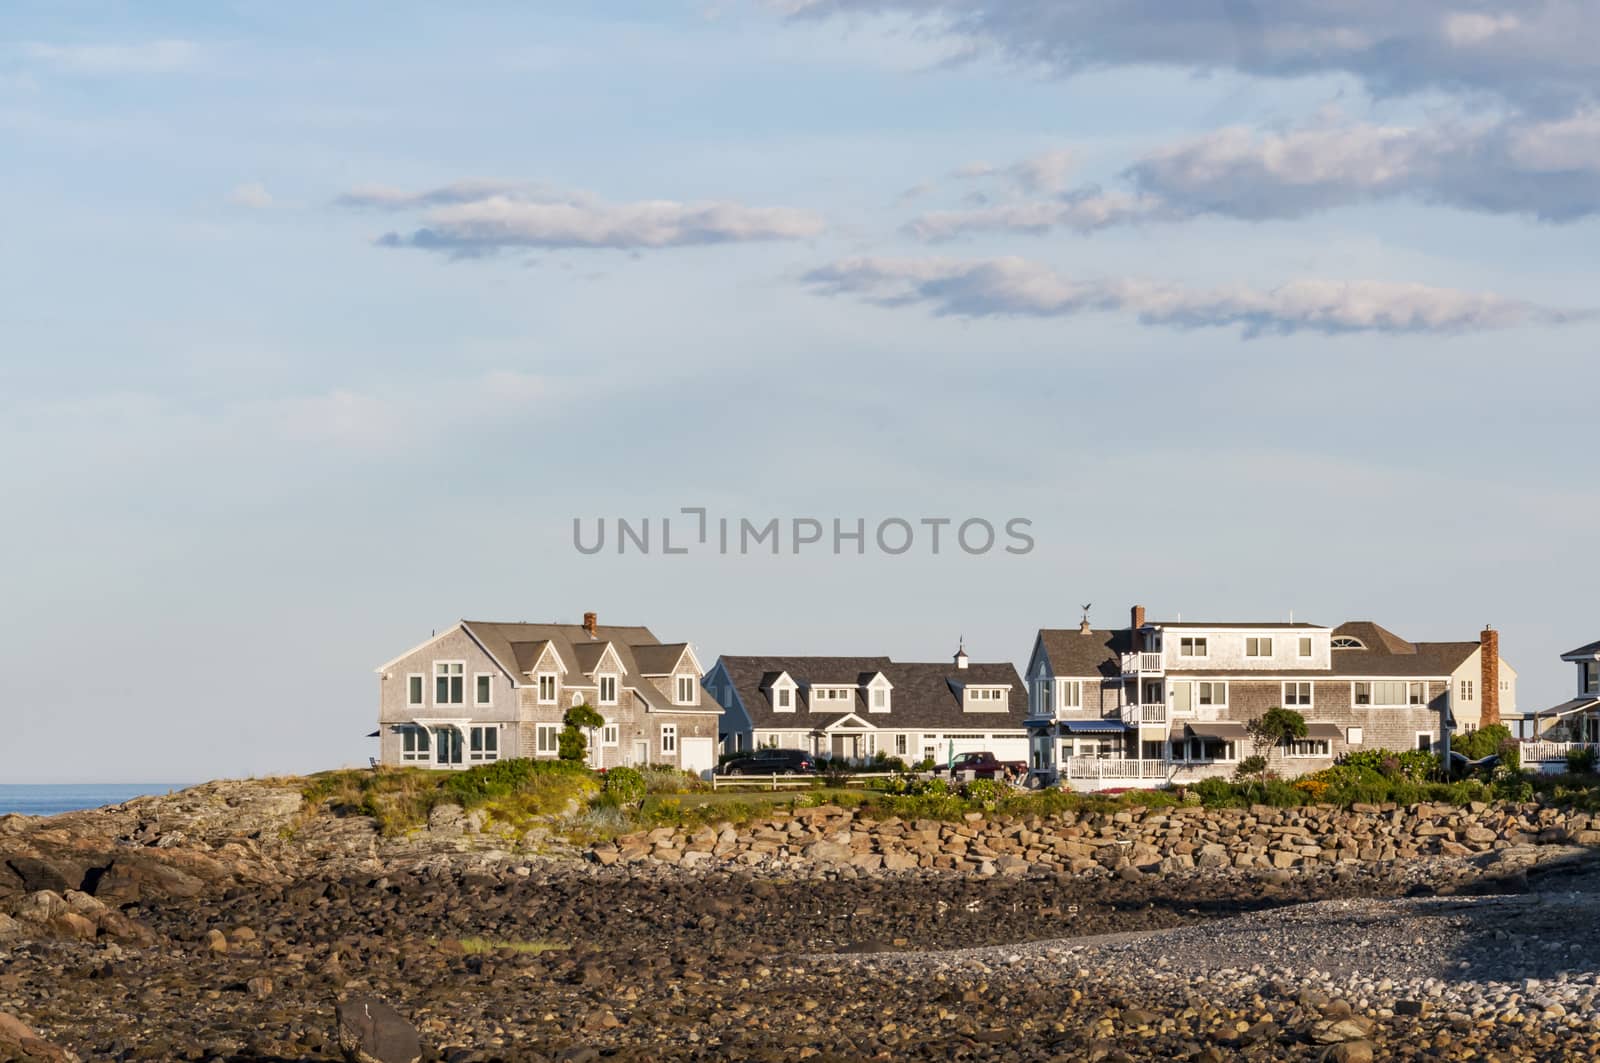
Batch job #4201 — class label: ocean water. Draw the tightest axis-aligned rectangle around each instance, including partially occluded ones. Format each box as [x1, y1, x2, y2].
[0, 784, 190, 817]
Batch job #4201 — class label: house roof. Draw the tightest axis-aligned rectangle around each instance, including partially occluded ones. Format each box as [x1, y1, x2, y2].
[717, 655, 1028, 731]
[1562, 639, 1600, 660]
[1035, 628, 1133, 680]
[458, 621, 691, 701]
[633, 643, 690, 675]
[1151, 621, 1327, 630]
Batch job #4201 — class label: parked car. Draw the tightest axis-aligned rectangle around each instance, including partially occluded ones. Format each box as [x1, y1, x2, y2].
[719, 749, 817, 776]
[947, 751, 1027, 782]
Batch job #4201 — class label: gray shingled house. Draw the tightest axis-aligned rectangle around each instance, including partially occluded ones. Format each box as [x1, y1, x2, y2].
[704, 645, 1028, 764]
[374, 614, 722, 775]
[1026, 606, 1516, 789]
[1523, 638, 1600, 741]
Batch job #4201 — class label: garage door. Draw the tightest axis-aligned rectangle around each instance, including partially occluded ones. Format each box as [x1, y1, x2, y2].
[680, 737, 715, 779]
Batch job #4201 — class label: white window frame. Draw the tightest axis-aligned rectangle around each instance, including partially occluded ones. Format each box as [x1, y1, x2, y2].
[1286, 738, 1330, 758]
[406, 674, 424, 708]
[1459, 678, 1474, 702]
[434, 661, 465, 706]
[474, 673, 493, 707]
[1178, 637, 1208, 658]
[1298, 637, 1314, 658]
[1197, 681, 1228, 707]
[1416, 732, 1433, 753]
[675, 675, 697, 705]
[1245, 637, 1273, 658]
[400, 725, 430, 762]
[660, 724, 677, 756]
[534, 723, 560, 757]
[1353, 680, 1426, 707]
[1582, 661, 1600, 695]
[1331, 636, 1367, 650]
[598, 674, 618, 706]
[468, 724, 499, 762]
[1346, 726, 1363, 745]
[537, 673, 557, 705]
[1059, 680, 1083, 708]
[870, 687, 889, 713]
[601, 722, 619, 747]
[1282, 681, 1313, 708]
[894, 733, 908, 756]
[775, 685, 794, 711]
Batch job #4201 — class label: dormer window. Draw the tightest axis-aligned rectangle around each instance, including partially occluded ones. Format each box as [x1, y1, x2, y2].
[1331, 636, 1366, 650]
[598, 675, 618, 705]
[775, 686, 794, 711]
[537, 673, 557, 704]
[810, 686, 854, 708]
[675, 675, 697, 705]
[1245, 637, 1273, 658]
[1582, 662, 1599, 694]
[1179, 637, 1208, 658]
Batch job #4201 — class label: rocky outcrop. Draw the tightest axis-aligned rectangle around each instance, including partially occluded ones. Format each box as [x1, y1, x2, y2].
[594, 799, 1597, 876]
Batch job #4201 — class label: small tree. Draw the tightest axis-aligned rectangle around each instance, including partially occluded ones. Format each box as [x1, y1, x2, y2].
[1243, 706, 1307, 789]
[559, 703, 606, 763]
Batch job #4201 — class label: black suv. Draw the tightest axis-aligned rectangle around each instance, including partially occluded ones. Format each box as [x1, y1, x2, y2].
[719, 749, 816, 775]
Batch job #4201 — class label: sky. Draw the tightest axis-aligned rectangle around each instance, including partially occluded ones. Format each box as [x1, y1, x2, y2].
[3, 1, 1597, 782]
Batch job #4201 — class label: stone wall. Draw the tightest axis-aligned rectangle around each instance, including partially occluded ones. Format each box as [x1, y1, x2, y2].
[594, 800, 1600, 876]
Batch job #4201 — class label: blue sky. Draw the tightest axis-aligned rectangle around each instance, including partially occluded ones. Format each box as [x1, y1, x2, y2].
[3, 1, 1597, 782]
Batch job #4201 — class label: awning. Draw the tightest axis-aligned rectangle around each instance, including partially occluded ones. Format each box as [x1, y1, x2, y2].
[1175, 721, 1248, 741]
[365, 730, 380, 738]
[1305, 723, 1345, 740]
[1536, 698, 1600, 718]
[1060, 719, 1133, 734]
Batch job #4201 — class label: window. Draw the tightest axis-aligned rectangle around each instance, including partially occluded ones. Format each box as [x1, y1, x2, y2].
[676, 675, 698, 704]
[1298, 637, 1314, 658]
[1179, 637, 1208, 658]
[1584, 662, 1600, 694]
[812, 687, 851, 704]
[871, 688, 888, 711]
[661, 724, 677, 755]
[468, 725, 499, 762]
[1287, 739, 1331, 758]
[400, 726, 430, 762]
[1245, 637, 1273, 658]
[1036, 679, 1053, 714]
[435, 727, 463, 766]
[1059, 680, 1083, 708]
[1331, 636, 1366, 650]
[598, 675, 618, 705]
[1459, 679, 1474, 702]
[895, 733, 908, 756]
[1197, 681, 1227, 706]
[775, 686, 793, 711]
[1416, 733, 1433, 753]
[475, 674, 492, 707]
[1174, 738, 1236, 763]
[537, 674, 557, 704]
[1346, 726, 1363, 746]
[406, 675, 424, 707]
[1283, 682, 1312, 707]
[601, 723, 619, 747]
[1354, 681, 1425, 707]
[434, 662, 464, 705]
[535, 723, 560, 756]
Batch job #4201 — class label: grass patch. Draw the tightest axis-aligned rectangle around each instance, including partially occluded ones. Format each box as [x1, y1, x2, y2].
[299, 761, 598, 837]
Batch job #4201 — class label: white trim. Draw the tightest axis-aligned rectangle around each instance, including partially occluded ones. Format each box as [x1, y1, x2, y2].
[674, 674, 699, 706]
[376, 623, 464, 674]
[468, 723, 500, 762]
[597, 673, 619, 706]
[534, 722, 560, 757]
[473, 672, 494, 708]
[1282, 680, 1313, 708]
[537, 673, 558, 704]
[406, 673, 425, 708]
[1244, 637, 1274, 658]
[1351, 680, 1430, 707]
[822, 712, 877, 731]
[1285, 738, 1331, 758]
[1415, 731, 1434, 752]
[660, 723, 678, 755]
[1346, 725, 1364, 745]
[433, 660, 467, 707]
[1178, 636, 1209, 659]
[1196, 681, 1228, 708]
[601, 722, 619, 747]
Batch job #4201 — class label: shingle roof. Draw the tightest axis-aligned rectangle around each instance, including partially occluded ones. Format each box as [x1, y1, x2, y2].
[633, 644, 690, 675]
[718, 655, 1028, 731]
[1152, 621, 1326, 629]
[462, 620, 664, 687]
[1036, 628, 1133, 679]
[1563, 639, 1600, 659]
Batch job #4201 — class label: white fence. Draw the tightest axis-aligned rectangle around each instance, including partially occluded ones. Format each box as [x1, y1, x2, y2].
[1519, 741, 1599, 764]
[1063, 757, 1172, 782]
[710, 771, 900, 792]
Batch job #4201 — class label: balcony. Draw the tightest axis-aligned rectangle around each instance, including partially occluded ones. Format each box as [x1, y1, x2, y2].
[1118, 702, 1167, 726]
[1062, 757, 1172, 781]
[1120, 652, 1164, 678]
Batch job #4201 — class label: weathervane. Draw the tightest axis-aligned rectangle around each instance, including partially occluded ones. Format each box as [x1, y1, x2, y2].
[1080, 602, 1092, 624]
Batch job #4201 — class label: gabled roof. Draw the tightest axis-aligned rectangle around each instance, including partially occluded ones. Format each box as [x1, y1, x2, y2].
[716, 655, 1027, 730]
[1562, 639, 1600, 660]
[1328, 622, 1478, 677]
[457, 620, 682, 688]
[1035, 628, 1133, 680]
[633, 643, 691, 675]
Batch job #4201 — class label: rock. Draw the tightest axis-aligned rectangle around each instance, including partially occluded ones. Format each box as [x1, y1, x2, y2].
[4, 859, 76, 895]
[1326, 1040, 1374, 1063]
[13, 891, 68, 924]
[1309, 1016, 1376, 1044]
[206, 928, 229, 954]
[335, 995, 422, 1063]
[247, 976, 274, 1000]
[0, 1011, 80, 1063]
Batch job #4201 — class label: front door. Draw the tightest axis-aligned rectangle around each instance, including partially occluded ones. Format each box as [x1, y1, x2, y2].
[633, 740, 649, 767]
[435, 727, 462, 768]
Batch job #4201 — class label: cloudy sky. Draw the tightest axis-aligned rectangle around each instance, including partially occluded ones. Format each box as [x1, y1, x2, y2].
[4, 2, 1596, 782]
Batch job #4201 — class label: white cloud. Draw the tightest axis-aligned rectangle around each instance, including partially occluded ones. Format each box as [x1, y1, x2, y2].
[951, 147, 1076, 194]
[781, 2, 1600, 107]
[23, 40, 200, 76]
[226, 182, 274, 210]
[905, 189, 1173, 239]
[343, 180, 826, 254]
[802, 255, 1588, 336]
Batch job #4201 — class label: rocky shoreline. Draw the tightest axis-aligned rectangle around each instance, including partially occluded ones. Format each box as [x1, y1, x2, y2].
[4, 780, 1600, 1060]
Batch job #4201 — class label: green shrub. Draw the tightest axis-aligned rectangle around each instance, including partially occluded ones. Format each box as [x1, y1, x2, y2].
[603, 767, 646, 805]
[1454, 724, 1513, 762]
[963, 778, 1001, 805]
[1193, 776, 1243, 808]
[1568, 747, 1598, 774]
[876, 774, 944, 797]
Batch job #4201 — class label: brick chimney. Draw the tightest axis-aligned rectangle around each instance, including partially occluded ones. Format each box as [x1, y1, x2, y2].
[583, 611, 598, 638]
[1480, 626, 1500, 727]
[1130, 605, 1146, 652]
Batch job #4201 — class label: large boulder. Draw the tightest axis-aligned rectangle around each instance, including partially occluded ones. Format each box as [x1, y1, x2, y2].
[0, 1012, 80, 1063]
[334, 996, 422, 1063]
[4, 859, 78, 896]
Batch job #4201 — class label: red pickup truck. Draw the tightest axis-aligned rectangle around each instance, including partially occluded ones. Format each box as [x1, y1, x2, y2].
[948, 751, 1027, 781]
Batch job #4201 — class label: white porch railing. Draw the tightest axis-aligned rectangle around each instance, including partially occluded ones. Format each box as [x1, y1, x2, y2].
[1118, 702, 1167, 725]
[1120, 652, 1165, 677]
[1063, 757, 1171, 781]
[1519, 741, 1599, 763]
